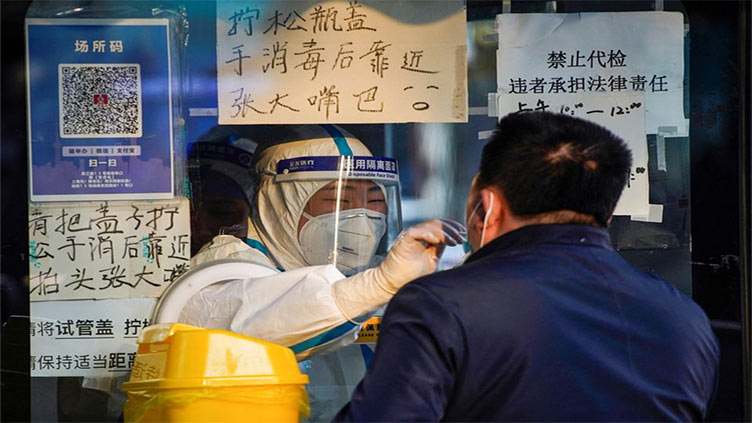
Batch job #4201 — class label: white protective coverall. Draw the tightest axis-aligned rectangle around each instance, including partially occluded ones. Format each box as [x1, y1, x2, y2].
[178, 125, 463, 421]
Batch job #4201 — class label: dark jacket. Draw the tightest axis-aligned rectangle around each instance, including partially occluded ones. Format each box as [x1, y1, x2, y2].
[335, 224, 719, 422]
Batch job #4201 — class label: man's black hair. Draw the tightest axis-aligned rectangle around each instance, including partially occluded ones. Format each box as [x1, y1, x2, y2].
[478, 111, 632, 227]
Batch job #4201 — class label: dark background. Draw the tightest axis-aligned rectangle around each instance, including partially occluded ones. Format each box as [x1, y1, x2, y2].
[2, 0, 750, 421]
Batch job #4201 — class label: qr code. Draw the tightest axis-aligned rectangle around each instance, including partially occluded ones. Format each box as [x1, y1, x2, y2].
[58, 64, 142, 138]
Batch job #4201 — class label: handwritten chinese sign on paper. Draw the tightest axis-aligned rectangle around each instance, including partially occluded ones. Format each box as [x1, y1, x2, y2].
[28, 197, 190, 301]
[496, 12, 684, 134]
[217, 1, 467, 124]
[498, 92, 650, 217]
[30, 298, 156, 377]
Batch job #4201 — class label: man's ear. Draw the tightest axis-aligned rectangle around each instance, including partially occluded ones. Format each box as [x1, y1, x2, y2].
[480, 187, 505, 232]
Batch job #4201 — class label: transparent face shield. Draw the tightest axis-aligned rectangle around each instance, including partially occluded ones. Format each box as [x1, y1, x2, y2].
[276, 155, 402, 276]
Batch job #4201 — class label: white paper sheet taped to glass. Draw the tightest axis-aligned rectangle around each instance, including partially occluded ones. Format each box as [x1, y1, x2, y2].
[495, 11, 685, 135]
[30, 297, 157, 377]
[497, 91, 650, 217]
[216, 0, 468, 124]
[28, 197, 190, 302]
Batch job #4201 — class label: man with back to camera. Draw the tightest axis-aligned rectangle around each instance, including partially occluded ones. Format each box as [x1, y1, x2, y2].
[335, 111, 720, 422]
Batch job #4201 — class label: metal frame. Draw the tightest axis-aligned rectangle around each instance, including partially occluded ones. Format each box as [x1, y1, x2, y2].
[739, 0, 752, 419]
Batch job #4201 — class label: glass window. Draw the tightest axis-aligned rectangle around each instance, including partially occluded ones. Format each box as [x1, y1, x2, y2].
[1, 1, 749, 421]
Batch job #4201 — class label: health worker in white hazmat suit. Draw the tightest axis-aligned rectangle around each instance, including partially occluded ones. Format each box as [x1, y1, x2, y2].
[172, 125, 465, 421]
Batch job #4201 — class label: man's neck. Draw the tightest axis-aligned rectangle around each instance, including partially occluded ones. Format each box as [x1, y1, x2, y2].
[496, 210, 602, 239]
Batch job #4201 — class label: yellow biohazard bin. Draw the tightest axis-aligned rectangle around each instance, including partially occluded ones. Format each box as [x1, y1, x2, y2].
[122, 323, 309, 422]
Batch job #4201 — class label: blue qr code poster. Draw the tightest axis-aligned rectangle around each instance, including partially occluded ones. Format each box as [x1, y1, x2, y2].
[26, 19, 174, 201]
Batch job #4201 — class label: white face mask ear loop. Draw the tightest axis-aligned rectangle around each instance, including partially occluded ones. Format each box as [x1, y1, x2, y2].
[467, 200, 481, 228]
[480, 192, 494, 248]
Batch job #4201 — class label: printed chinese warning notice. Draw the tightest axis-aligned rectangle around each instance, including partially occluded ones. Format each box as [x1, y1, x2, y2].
[217, 0, 467, 124]
[496, 12, 685, 134]
[30, 298, 156, 377]
[28, 197, 190, 301]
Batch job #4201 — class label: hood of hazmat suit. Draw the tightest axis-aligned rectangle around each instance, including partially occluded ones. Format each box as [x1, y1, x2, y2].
[189, 127, 258, 210]
[249, 124, 401, 275]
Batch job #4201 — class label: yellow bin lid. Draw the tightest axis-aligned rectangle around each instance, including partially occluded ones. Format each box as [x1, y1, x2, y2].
[122, 323, 309, 391]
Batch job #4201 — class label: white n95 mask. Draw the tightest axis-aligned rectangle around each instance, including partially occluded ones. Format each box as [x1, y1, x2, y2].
[299, 208, 387, 276]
